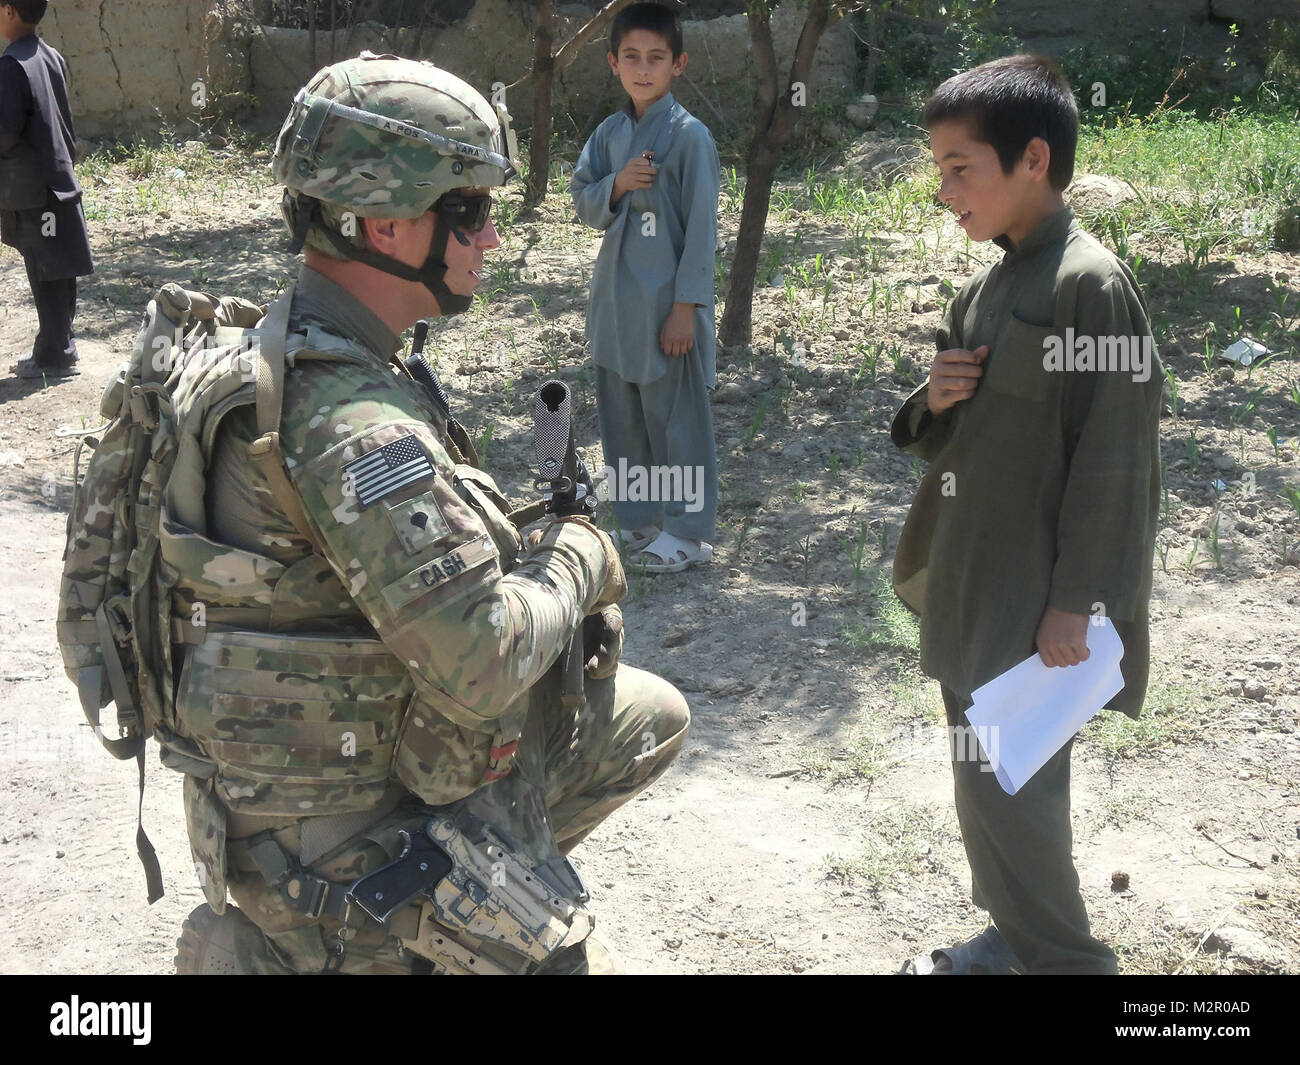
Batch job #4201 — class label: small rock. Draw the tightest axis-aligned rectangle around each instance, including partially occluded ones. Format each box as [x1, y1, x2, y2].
[1255, 659, 1281, 670]
[1254, 884, 1270, 899]
[1211, 454, 1235, 472]
[55, 849, 65, 859]
[1111, 870, 1130, 891]
[844, 93, 879, 130]
[664, 936, 682, 950]
[713, 381, 746, 404]
[1237, 769, 1253, 780]
[1243, 682, 1267, 701]
[1206, 924, 1288, 967]
[1066, 175, 1138, 213]
[661, 624, 693, 649]
[214, 91, 255, 117]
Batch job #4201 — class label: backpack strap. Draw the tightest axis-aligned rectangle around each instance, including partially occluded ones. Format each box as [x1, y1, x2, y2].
[247, 287, 328, 556]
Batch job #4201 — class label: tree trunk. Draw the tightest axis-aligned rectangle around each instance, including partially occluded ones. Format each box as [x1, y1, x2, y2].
[510, 0, 637, 207]
[719, 141, 780, 346]
[862, 2, 884, 94]
[526, 0, 556, 207]
[308, 0, 317, 71]
[719, 0, 838, 348]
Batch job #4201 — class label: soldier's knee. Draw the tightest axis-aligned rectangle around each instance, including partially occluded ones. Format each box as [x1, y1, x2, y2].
[643, 672, 690, 747]
[175, 902, 294, 975]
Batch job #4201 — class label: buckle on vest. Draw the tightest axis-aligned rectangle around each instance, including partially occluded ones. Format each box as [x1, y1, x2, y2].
[128, 385, 160, 431]
[290, 875, 330, 920]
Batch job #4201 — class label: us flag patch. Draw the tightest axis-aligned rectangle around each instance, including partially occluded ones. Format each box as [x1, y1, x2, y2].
[343, 434, 435, 508]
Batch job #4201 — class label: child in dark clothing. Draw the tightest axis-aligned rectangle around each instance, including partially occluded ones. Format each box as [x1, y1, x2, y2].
[1, 0, 93, 380]
[891, 55, 1162, 974]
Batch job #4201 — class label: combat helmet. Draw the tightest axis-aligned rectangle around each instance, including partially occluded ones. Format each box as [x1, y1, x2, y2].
[272, 52, 518, 314]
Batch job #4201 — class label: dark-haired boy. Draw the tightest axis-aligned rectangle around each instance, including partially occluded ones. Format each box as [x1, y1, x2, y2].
[890, 55, 1161, 974]
[1, 0, 93, 379]
[571, 1, 719, 572]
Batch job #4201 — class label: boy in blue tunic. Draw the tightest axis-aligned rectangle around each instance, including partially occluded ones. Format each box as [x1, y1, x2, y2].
[572, 2, 719, 572]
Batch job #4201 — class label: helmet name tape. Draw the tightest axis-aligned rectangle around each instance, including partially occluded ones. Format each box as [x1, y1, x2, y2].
[293, 89, 516, 177]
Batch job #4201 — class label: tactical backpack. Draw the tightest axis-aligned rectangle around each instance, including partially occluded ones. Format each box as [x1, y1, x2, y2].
[56, 284, 304, 902]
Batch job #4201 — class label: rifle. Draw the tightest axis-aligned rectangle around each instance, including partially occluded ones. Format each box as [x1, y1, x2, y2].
[533, 379, 598, 710]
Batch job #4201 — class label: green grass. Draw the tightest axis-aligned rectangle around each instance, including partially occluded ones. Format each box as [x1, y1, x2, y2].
[1080, 674, 1206, 758]
[798, 713, 890, 785]
[840, 569, 920, 654]
[1075, 109, 1300, 260]
[887, 668, 943, 724]
[1095, 790, 1157, 828]
[824, 802, 957, 890]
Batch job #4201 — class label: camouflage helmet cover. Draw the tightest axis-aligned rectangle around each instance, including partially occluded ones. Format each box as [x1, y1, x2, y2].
[272, 52, 518, 252]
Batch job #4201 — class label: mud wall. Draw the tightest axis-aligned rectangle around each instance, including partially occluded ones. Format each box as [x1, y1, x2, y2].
[34, 0, 1288, 140]
[39, 0, 215, 138]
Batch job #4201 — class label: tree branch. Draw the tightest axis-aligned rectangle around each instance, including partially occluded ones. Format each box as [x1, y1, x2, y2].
[748, 5, 779, 131]
[554, 0, 639, 71]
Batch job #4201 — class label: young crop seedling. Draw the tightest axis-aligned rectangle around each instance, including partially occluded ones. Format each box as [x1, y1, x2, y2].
[1156, 528, 1174, 573]
[837, 513, 871, 595]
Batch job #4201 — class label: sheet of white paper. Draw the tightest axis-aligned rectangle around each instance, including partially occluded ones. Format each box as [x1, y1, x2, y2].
[965, 618, 1125, 795]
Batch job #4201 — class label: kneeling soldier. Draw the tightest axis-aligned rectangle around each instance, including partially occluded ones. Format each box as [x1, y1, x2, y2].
[166, 55, 689, 974]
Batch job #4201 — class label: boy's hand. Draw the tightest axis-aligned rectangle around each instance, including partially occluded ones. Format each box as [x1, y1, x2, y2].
[659, 303, 695, 357]
[1035, 606, 1091, 668]
[926, 345, 989, 415]
[611, 156, 658, 206]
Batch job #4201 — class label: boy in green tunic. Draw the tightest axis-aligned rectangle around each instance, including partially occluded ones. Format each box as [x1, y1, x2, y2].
[890, 55, 1162, 974]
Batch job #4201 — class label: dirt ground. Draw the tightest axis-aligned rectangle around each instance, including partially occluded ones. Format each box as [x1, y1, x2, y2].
[1, 134, 1297, 975]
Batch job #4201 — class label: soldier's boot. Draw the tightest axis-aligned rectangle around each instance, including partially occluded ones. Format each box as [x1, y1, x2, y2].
[532, 932, 621, 975]
[175, 903, 295, 975]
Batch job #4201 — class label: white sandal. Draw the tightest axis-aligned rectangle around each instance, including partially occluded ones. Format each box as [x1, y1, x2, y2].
[616, 525, 660, 552]
[633, 531, 713, 573]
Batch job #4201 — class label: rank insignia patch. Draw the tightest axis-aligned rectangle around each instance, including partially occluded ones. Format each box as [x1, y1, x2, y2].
[385, 491, 451, 554]
[343, 434, 435, 508]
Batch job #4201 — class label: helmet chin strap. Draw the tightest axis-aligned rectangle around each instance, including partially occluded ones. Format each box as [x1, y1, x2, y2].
[295, 196, 474, 316]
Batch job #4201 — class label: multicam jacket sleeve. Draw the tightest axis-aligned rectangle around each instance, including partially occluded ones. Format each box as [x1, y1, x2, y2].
[277, 354, 612, 741]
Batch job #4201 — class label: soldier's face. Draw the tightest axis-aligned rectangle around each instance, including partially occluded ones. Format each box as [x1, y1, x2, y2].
[429, 188, 501, 304]
[380, 190, 500, 316]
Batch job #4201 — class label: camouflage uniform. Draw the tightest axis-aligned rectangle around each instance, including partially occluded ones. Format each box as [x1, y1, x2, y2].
[167, 55, 689, 974]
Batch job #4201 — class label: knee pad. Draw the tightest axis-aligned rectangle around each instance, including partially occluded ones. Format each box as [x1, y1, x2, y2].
[175, 902, 295, 975]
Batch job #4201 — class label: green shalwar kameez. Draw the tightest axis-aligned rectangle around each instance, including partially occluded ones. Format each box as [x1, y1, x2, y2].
[890, 208, 1162, 973]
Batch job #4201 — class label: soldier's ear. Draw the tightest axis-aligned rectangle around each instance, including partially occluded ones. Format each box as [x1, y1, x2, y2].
[361, 215, 401, 254]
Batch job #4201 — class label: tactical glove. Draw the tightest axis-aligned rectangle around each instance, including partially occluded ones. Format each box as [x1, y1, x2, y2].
[582, 604, 624, 679]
